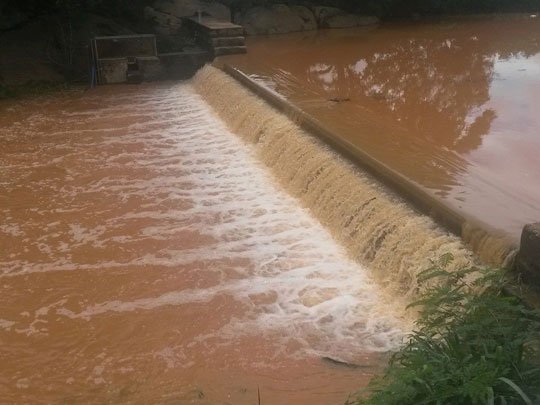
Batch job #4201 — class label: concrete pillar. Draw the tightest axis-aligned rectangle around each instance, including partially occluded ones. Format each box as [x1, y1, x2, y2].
[517, 222, 540, 288]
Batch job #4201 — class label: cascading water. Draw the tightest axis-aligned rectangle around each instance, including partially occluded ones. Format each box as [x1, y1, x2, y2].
[192, 65, 478, 298]
[0, 82, 407, 404]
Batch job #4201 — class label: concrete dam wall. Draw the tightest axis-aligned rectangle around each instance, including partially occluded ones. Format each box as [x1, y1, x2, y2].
[192, 65, 499, 299]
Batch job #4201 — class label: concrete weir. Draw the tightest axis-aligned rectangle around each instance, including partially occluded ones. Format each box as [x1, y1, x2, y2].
[194, 65, 477, 301]
[218, 63, 519, 270]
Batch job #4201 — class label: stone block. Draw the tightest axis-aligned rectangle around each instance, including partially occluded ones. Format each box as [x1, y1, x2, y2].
[517, 222, 540, 287]
[137, 56, 162, 81]
[98, 57, 128, 84]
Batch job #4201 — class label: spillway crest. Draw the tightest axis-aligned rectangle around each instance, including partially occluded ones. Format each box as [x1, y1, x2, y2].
[193, 65, 476, 298]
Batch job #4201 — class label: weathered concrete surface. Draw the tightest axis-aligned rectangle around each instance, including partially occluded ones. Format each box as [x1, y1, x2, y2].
[517, 223, 540, 287]
[98, 58, 128, 84]
[137, 56, 162, 81]
[186, 17, 246, 55]
[158, 49, 211, 79]
[188, 16, 243, 36]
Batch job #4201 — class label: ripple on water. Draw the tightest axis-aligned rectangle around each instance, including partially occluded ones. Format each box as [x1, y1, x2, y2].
[0, 82, 405, 404]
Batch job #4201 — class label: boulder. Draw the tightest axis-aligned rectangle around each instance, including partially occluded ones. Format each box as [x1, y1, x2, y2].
[241, 4, 316, 35]
[159, 48, 211, 79]
[311, 5, 342, 23]
[290, 5, 317, 29]
[516, 222, 540, 287]
[153, 0, 231, 21]
[312, 6, 379, 29]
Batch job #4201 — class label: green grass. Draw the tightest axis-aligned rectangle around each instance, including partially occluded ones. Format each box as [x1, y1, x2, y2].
[348, 254, 540, 405]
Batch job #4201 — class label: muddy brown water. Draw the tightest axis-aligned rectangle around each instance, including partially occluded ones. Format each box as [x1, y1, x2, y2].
[4, 15, 538, 404]
[221, 15, 540, 242]
[0, 83, 405, 403]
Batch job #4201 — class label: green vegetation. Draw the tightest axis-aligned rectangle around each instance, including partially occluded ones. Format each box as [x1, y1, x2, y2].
[349, 254, 540, 405]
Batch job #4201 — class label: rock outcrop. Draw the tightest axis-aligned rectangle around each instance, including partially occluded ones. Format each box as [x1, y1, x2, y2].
[147, 1, 377, 36]
[238, 4, 378, 35]
[152, 0, 231, 22]
[290, 5, 318, 30]
[312, 6, 379, 28]
[241, 4, 316, 35]
[144, 6, 183, 35]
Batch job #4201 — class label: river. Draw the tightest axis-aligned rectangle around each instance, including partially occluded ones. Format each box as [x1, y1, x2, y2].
[0, 83, 404, 404]
[221, 14, 540, 243]
[2, 14, 536, 404]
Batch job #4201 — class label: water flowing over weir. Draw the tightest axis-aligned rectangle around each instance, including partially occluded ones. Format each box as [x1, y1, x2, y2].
[1, 82, 406, 403]
[193, 65, 479, 297]
[217, 18, 540, 264]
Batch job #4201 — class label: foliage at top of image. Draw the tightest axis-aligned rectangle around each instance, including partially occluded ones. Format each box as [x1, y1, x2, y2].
[1, 0, 152, 22]
[3, 0, 540, 20]
[349, 254, 540, 405]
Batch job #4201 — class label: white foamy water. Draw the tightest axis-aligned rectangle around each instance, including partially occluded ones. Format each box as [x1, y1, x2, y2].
[0, 82, 406, 373]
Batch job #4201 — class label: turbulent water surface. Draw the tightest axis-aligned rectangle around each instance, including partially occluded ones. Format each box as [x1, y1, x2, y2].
[221, 15, 540, 242]
[3, 15, 532, 403]
[0, 83, 406, 404]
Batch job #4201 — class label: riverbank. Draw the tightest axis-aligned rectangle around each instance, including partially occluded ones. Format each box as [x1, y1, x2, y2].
[352, 258, 540, 404]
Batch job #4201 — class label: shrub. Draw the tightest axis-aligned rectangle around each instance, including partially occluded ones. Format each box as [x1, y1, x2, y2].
[349, 254, 540, 405]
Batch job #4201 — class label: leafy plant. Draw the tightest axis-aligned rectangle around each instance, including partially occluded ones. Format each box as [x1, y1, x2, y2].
[349, 254, 540, 405]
